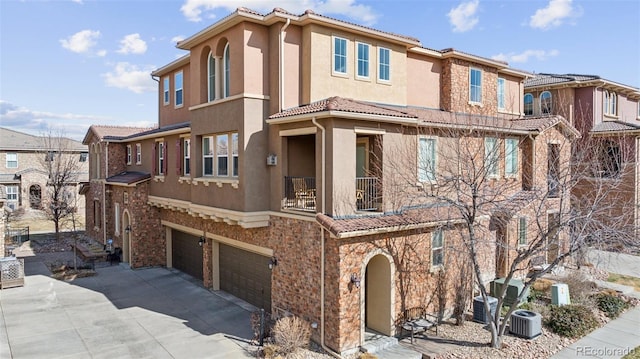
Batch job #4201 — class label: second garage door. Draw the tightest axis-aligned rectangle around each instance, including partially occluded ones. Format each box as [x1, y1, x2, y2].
[219, 244, 272, 311]
[172, 229, 203, 280]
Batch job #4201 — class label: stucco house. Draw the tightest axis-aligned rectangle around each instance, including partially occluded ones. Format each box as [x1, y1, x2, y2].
[0, 127, 88, 217]
[83, 8, 578, 355]
[524, 74, 640, 241]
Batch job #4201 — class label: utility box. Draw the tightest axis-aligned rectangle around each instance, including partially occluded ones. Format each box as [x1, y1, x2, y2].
[490, 278, 529, 307]
[473, 295, 498, 324]
[551, 283, 570, 306]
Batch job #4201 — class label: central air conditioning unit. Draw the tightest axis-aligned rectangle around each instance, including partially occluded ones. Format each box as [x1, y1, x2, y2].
[473, 295, 498, 324]
[509, 310, 542, 339]
[490, 278, 529, 307]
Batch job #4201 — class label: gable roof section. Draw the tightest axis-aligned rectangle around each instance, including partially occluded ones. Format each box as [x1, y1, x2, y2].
[268, 97, 417, 120]
[1, 127, 85, 151]
[83, 125, 152, 144]
[525, 73, 640, 98]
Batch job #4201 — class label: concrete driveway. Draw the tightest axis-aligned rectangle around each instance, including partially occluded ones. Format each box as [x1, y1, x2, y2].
[0, 257, 256, 359]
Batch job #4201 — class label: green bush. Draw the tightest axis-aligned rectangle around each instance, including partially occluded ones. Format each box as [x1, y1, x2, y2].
[546, 305, 598, 338]
[595, 293, 629, 318]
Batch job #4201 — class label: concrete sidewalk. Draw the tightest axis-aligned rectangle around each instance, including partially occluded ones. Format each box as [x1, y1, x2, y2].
[0, 257, 256, 359]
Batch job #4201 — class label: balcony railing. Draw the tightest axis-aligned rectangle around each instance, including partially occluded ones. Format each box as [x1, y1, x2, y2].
[356, 177, 380, 211]
[283, 176, 316, 212]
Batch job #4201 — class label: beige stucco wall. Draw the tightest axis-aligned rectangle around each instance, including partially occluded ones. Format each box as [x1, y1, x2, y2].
[406, 52, 441, 108]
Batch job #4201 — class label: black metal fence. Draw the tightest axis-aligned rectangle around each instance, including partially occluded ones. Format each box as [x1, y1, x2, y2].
[283, 176, 316, 211]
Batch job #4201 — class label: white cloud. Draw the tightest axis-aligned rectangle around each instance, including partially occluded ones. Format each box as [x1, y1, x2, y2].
[0, 100, 106, 141]
[102, 62, 156, 94]
[180, 0, 378, 26]
[492, 49, 559, 63]
[171, 35, 186, 44]
[117, 33, 148, 55]
[60, 29, 105, 55]
[529, 0, 580, 30]
[447, 0, 480, 33]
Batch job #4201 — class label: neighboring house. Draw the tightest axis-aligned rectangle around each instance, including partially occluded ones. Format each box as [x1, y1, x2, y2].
[524, 74, 640, 239]
[0, 127, 88, 216]
[0, 185, 5, 256]
[83, 8, 577, 354]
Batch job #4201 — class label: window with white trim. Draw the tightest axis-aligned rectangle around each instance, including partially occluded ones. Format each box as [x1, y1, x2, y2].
[216, 134, 229, 176]
[418, 137, 437, 182]
[5, 153, 17, 168]
[604, 90, 617, 116]
[6, 185, 18, 201]
[157, 141, 165, 175]
[524, 93, 534, 116]
[183, 138, 190, 176]
[203, 136, 214, 176]
[115, 203, 120, 234]
[505, 138, 518, 176]
[432, 229, 444, 267]
[163, 77, 170, 105]
[135, 143, 141, 164]
[126, 145, 132, 165]
[223, 43, 230, 98]
[208, 52, 216, 102]
[232, 133, 239, 177]
[333, 36, 347, 74]
[175, 71, 183, 107]
[356, 42, 369, 78]
[485, 137, 499, 177]
[79, 152, 88, 162]
[378, 47, 390, 81]
[518, 217, 527, 245]
[497, 78, 505, 110]
[540, 91, 552, 115]
[470, 68, 482, 103]
[202, 132, 238, 177]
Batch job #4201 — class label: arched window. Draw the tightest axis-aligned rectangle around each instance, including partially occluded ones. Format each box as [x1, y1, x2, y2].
[540, 91, 552, 115]
[604, 91, 618, 116]
[208, 52, 215, 102]
[524, 93, 534, 116]
[223, 43, 230, 98]
[610, 92, 617, 115]
[604, 91, 610, 114]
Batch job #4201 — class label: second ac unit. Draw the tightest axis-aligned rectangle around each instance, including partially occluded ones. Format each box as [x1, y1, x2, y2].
[509, 310, 542, 339]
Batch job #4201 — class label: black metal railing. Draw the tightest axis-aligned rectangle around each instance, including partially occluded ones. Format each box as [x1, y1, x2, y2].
[283, 176, 316, 211]
[356, 177, 380, 211]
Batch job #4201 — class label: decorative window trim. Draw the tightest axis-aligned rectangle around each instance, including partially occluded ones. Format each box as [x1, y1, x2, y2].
[355, 41, 370, 80]
[5, 185, 18, 201]
[5, 152, 18, 168]
[126, 145, 132, 165]
[163, 77, 170, 105]
[174, 71, 184, 108]
[417, 136, 437, 183]
[202, 132, 238, 178]
[135, 143, 142, 165]
[378, 47, 391, 83]
[183, 138, 191, 176]
[203, 136, 214, 176]
[469, 67, 482, 104]
[603, 90, 618, 117]
[332, 36, 348, 77]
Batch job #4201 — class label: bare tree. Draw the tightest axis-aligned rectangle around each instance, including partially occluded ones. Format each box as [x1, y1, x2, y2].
[37, 132, 82, 241]
[380, 111, 633, 348]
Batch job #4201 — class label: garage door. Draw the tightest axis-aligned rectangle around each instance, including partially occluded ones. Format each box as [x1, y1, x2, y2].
[219, 244, 272, 311]
[172, 230, 203, 280]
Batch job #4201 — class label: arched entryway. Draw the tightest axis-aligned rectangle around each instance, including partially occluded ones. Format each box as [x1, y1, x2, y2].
[29, 185, 41, 209]
[364, 254, 392, 336]
[122, 211, 131, 264]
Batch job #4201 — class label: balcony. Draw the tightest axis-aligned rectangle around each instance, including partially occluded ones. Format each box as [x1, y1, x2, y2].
[356, 177, 380, 212]
[283, 176, 316, 212]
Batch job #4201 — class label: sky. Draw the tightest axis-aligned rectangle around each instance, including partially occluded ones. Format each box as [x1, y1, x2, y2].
[1, 0, 639, 141]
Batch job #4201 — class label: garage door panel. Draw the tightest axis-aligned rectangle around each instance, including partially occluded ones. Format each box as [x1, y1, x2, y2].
[219, 244, 271, 311]
[172, 230, 203, 281]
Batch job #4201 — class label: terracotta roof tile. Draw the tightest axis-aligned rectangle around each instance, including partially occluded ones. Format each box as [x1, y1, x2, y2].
[84, 125, 153, 144]
[591, 121, 640, 133]
[105, 171, 151, 185]
[269, 97, 417, 119]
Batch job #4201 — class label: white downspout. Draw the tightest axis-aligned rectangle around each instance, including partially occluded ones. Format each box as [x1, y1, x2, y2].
[279, 18, 291, 112]
[312, 117, 340, 358]
[102, 141, 109, 245]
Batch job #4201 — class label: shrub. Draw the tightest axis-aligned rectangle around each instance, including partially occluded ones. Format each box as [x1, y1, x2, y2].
[562, 271, 596, 304]
[532, 278, 553, 292]
[359, 353, 378, 359]
[272, 316, 311, 355]
[546, 305, 598, 338]
[595, 292, 629, 318]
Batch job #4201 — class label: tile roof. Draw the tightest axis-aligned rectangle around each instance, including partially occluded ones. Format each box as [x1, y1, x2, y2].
[524, 73, 601, 87]
[105, 171, 151, 185]
[591, 121, 640, 133]
[84, 125, 153, 144]
[316, 205, 464, 238]
[268, 97, 417, 119]
[0, 127, 86, 151]
[120, 121, 190, 140]
[0, 174, 19, 184]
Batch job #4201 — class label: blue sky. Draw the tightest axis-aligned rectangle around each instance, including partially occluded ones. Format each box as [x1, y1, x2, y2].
[1, 0, 639, 141]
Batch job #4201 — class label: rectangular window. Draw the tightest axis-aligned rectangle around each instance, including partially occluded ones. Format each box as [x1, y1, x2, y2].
[45, 151, 55, 162]
[175, 71, 183, 107]
[93, 200, 101, 229]
[183, 139, 190, 176]
[157, 142, 164, 175]
[356, 42, 369, 78]
[216, 134, 229, 176]
[135, 144, 141, 164]
[6, 185, 18, 201]
[203, 136, 214, 176]
[485, 137, 499, 177]
[470, 68, 482, 103]
[378, 47, 390, 81]
[232, 133, 239, 177]
[126, 145, 132, 165]
[432, 229, 444, 267]
[115, 203, 120, 234]
[333, 36, 347, 74]
[518, 217, 527, 245]
[163, 77, 170, 105]
[505, 138, 518, 176]
[418, 137, 437, 182]
[497, 78, 505, 110]
[79, 152, 88, 162]
[5, 153, 17, 168]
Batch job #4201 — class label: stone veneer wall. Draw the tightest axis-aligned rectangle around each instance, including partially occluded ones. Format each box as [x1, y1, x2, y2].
[441, 58, 499, 115]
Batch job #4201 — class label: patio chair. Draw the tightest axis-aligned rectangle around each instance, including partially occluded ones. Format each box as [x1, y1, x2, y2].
[292, 177, 316, 208]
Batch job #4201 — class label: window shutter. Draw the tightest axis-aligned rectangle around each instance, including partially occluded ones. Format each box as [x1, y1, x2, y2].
[176, 140, 182, 175]
[163, 141, 168, 175]
[151, 143, 156, 175]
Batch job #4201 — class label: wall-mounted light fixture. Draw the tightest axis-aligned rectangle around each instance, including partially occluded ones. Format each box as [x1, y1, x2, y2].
[125, 225, 131, 233]
[268, 256, 278, 270]
[198, 236, 206, 247]
[350, 273, 361, 288]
